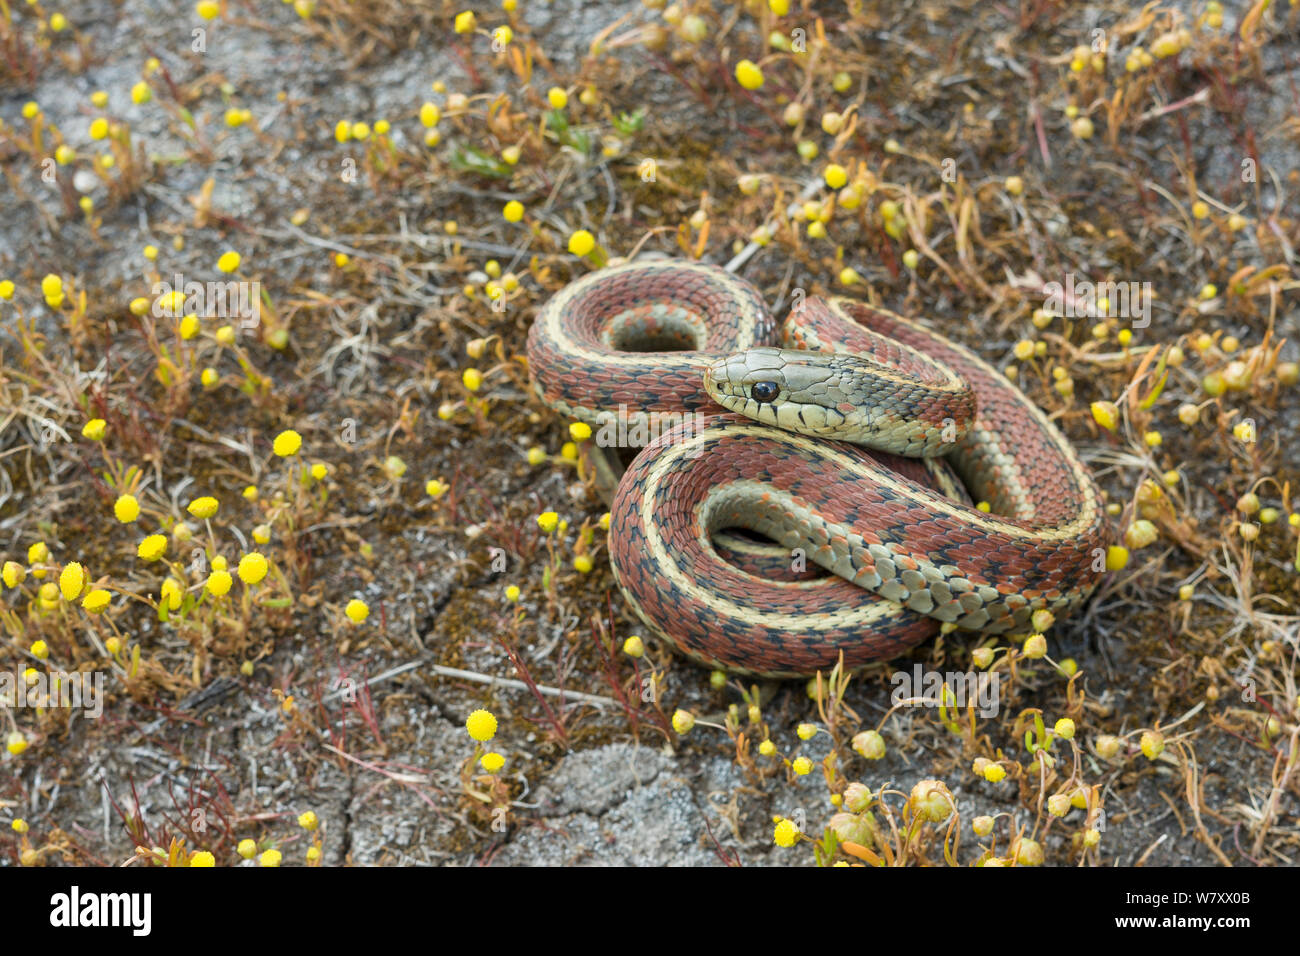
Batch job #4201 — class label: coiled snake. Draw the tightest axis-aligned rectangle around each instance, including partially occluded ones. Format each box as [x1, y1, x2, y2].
[527, 260, 1107, 677]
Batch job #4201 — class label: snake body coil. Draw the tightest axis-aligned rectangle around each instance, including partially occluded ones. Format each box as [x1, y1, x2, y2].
[528, 260, 1107, 677]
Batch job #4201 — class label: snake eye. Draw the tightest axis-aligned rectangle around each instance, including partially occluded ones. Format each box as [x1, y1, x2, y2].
[751, 380, 780, 403]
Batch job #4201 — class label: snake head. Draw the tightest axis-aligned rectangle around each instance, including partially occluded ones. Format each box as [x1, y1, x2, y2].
[705, 345, 849, 431]
[704, 345, 974, 457]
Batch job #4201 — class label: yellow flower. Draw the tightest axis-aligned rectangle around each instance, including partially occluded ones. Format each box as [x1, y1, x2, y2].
[503, 200, 524, 222]
[1105, 544, 1130, 570]
[734, 59, 765, 91]
[242, 485, 258, 501]
[50, 13, 69, 32]
[1013, 837, 1044, 866]
[237, 839, 257, 860]
[1123, 519, 1157, 550]
[526, 447, 547, 466]
[160, 577, 183, 611]
[131, 82, 152, 105]
[252, 524, 272, 545]
[622, 635, 644, 658]
[983, 762, 1007, 783]
[1140, 730, 1164, 760]
[567, 230, 596, 257]
[426, 479, 449, 498]
[42, 274, 65, 302]
[11, 819, 29, 834]
[1150, 30, 1186, 59]
[493, 25, 513, 46]
[574, 555, 593, 573]
[671, 709, 695, 734]
[259, 849, 282, 867]
[345, 598, 369, 623]
[791, 756, 812, 775]
[273, 429, 302, 457]
[823, 164, 848, 189]
[537, 511, 559, 533]
[1090, 401, 1119, 430]
[384, 456, 407, 480]
[28, 541, 50, 570]
[6, 732, 28, 756]
[773, 818, 800, 847]
[466, 709, 497, 742]
[188, 496, 219, 519]
[190, 850, 215, 867]
[156, 290, 186, 317]
[481, 752, 506, 773]
[89, 117, 109, 140]
[1054, 718, 1076, 740]
[137, 534, 167, 562]
[462, 368, 482, 391]
[504, 584, 521, 602]
[238, 552, 269, 585]
[547, 87, 568, 110]
[334, 120, 351, 143]
[59, 562, 85, 601]
[217, 251, 241, 273]
[206, 570, 233, 597]
[82, 589, 112, 614]
[568, 421, 592, 442]
[350, 121, 370, 141]
[852, 729, 886, 759]
[758, 739, 776, 756]
[298, 811, 319, 831]
[114, 494, 141, 523]
[454, 10, 477, 33]
[419, 102, 441, 127]
[197, 1, 220, 20]
[0, 280, 13, 299]
[31, 640, 49, 660]
[2, 561, 25, 588]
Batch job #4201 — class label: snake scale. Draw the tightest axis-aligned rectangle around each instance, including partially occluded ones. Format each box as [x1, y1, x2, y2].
[527, 260, 1107, 677]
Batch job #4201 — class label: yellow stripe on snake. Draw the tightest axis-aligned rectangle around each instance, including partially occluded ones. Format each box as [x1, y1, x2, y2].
[527, 260, 1108, 678]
